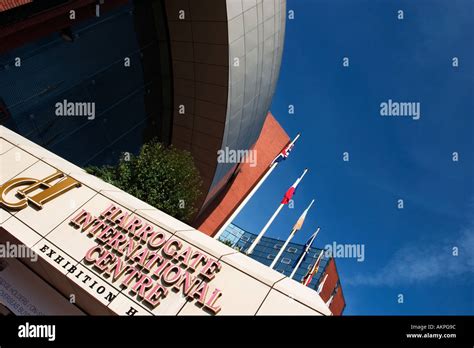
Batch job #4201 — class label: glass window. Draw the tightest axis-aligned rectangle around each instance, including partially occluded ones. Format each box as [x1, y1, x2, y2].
[273, 244, 282, 249]
[288, 247, 298, 253]
[267, 254, 275, 260]
[281, 258, 291, 264]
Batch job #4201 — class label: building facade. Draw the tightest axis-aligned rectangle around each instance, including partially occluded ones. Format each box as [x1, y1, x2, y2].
[195, 111, 290, 236]
[219, 223, 346, 315]
[0, 126, 332, 316]
[0, 0, 287, 218]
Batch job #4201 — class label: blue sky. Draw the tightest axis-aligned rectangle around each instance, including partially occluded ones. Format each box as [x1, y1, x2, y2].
[234, 0, 474, 315]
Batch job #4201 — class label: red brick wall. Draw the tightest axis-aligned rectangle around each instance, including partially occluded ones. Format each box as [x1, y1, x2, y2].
[329, 286, 346, 316]
[0, 0, 31, 12]
[319, 258, 346, 315]
[194, 112, 290, 236]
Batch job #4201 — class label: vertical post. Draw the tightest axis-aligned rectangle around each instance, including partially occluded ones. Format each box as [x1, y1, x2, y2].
[214, 133, 301, 240]
[246, 203, 285, 255]
[289, 227, 320, 279]
[303, 250, 324, 286]
[270, 228, 296, 269]
[246, 167, 308, 255]
[214, 162, 278, 240]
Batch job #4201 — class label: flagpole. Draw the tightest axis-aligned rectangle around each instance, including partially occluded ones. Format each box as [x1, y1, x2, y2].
[317, 273, 328, 294]
[270, 228, 296, 269]
[270, 198, 315, 269]
[289, 227, 320, 279]
[214, 163, 278, 240]
[291, 168, 308, 190]
[270, 133, 301, 165]
[303, 249, 324, 286]
[246, 203, 285, 255]
[213, 133, 301, 240]
[326, 291, 335, 307]
[245, 168, 308, 255]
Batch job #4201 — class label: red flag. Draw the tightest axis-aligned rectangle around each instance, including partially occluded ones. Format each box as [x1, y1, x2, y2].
[281, 186, 296, 204]
[280, 168, 307, 204]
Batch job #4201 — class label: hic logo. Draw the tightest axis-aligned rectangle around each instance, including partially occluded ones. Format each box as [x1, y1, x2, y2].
[0, 171, 81, 211]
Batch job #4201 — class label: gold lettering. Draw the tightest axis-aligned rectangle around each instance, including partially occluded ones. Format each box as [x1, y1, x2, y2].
[0, 171, 80, 210]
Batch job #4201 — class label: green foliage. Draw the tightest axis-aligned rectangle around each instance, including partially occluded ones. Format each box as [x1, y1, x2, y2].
[221, 240, 234, 247]
[220, 239, 242, 252]
[86, 139, 202, 223]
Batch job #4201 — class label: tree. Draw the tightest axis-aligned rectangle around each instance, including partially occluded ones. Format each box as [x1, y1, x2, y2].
[86, 139, 202, 223]
[221, 240, 233, 247]
[220, 240, 242, 252]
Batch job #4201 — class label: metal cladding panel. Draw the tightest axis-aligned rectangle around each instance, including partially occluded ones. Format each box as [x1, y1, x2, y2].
[204, 0, 286, 207]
